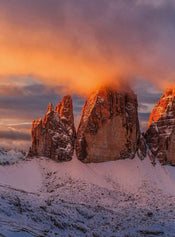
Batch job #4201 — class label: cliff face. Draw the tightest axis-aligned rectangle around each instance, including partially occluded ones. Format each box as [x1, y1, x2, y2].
[145, 88, 175, 165]
[29, 95, 76, 161]
[76, 86, 140, 163]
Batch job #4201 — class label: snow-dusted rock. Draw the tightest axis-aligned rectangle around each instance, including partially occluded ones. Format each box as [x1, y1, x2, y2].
[0, 148, 25, 165]
[137, 135, 147, 160]
[145, 88, 175, 165]
[29, 95, 76, 161]
[76, 86, 140, 163]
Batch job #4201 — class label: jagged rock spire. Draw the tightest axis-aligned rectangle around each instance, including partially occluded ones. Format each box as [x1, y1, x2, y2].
[55, 95, 75, 130]
[28, 95, 76, 161]
[46, 103, 54, 114]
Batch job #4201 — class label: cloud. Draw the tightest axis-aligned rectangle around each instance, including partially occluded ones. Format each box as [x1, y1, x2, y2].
[0, 79, 85, 146]
[136, 0, 175, 8]
[0, 79, 85, 121]
[0, 77, 85, 143]
[0, 0, 174, 94]
[0, 129, 30, 141]
[0, 0, 173, 146]
[0, 139, 31, 151]
[134, 79, 163, 104]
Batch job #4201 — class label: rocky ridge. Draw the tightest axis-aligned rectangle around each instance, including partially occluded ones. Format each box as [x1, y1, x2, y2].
[28, 86, 175, 166]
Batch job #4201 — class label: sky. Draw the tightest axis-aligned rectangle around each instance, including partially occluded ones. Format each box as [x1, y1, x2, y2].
[0, 0, 174, 150]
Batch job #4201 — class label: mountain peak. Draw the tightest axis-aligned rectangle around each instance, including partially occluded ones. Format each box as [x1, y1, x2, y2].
[29, 96, 76, 161]
[46, 103, 54, 114]
[145, 89, 175, 165]
[76, 86, 140, 163]
[164, 87, 175, 97]
[148, 88, 175, 128]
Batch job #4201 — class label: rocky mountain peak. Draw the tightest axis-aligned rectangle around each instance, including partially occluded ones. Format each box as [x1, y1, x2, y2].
[164, 87, 175, 97]
[46, 103, 54, 114]
[148, 88, 175, 129]
[55, 95, 74, 127]
[28, 95, 76, 161]
[145, 88, 175, 165]
[76, 86, 140, 163]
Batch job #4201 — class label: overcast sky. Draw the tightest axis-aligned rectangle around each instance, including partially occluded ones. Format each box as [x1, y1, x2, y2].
[0, 0, 173, 149]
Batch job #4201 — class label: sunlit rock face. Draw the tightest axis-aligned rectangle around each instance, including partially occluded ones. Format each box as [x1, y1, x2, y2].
[29, 95, 76, 161]
[145, 88, 175, 165]
[76, 86, 140, 163]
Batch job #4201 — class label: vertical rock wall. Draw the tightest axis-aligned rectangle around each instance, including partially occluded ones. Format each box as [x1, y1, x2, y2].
[145, 88, 175, 165]
[76, 86, 140, 163]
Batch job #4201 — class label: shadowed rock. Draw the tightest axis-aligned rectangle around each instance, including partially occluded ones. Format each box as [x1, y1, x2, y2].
[76, 86, 140, 163]
[28, 95, 76, 161]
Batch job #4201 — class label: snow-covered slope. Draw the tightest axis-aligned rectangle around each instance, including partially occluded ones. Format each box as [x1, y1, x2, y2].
[0, 156, 175, 236]
[0, 159, 42, 193]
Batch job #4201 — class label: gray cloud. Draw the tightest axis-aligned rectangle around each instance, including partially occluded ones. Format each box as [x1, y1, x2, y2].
[139, 112, 150, 121]
[136, 0, 175, 8]
[134, 79, 163, 104]
[0, 79, 85, 121]
[0, 129, 31, 141]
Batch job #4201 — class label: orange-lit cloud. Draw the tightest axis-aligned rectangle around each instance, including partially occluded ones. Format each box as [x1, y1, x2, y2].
[0, 0, 175, 95]
[1, 0, 175, 148]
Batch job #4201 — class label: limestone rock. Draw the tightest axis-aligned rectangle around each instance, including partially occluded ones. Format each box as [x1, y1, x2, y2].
[29, 95, 76, 161]
[76, 86, 140, 163]
[145, 88, 175, 165]
[137, 134, 147, 160]
[55, 95, 74, 127]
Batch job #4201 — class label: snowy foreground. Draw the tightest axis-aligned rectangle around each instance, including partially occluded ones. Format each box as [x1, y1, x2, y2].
[0, 156, 175, 237]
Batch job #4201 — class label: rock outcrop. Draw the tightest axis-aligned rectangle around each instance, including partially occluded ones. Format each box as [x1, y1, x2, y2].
[145, 88, 175, 165]
[29, 95, 76, 161]
[76, 86, 140, 163]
